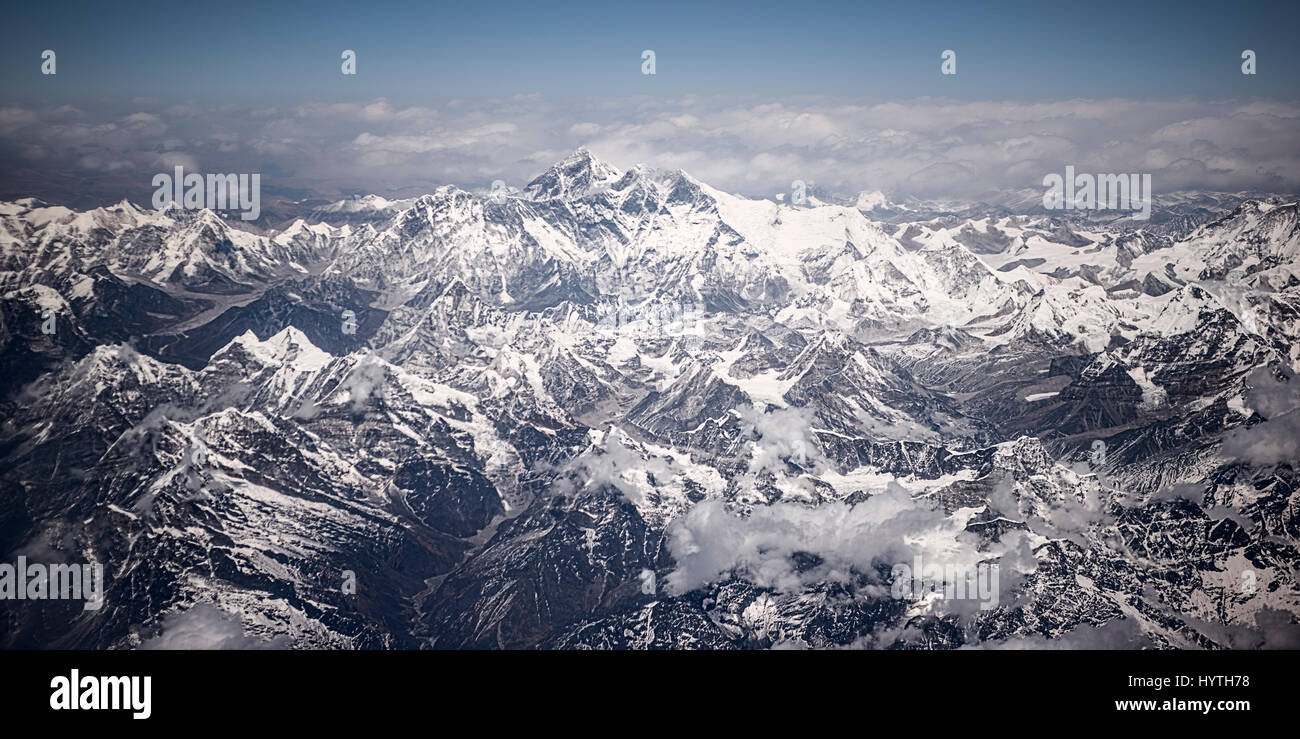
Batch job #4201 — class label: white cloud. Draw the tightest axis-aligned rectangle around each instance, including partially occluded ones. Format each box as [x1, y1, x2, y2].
[1221, 367, 1300, 465]
[3, 97, 1298, 205]
[663, 481, 975, 595]
[141, 603, 292, 649]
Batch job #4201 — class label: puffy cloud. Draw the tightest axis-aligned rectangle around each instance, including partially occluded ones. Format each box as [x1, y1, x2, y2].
[734, 403, 821, 478]
[338, 353, 388, 411]
[554, 428, 676, 507]
[663, 481, 979, 596]
[963, 616, 1152, 650]
[1221, 367, 1300, 465]
[1222, 411, 1300, 466]
[141, 603, 292, 649]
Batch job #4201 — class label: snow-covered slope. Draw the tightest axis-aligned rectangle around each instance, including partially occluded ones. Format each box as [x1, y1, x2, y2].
[1, 150, 1297, 650]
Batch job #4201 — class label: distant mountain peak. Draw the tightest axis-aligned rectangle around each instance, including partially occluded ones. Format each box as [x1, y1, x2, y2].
[523, 148, 623, 201]
[216, 326, 332, 371]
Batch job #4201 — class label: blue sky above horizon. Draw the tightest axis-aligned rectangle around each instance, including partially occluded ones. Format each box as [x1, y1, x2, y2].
[4, 0, 1298, 103]
[1, 1, 1299, 206]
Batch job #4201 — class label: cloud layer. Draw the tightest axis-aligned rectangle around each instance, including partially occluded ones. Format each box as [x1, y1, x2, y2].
[2, 96, 1298, 208]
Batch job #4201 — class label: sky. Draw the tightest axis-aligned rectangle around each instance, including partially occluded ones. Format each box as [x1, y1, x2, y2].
[1, 0, 1298, 206]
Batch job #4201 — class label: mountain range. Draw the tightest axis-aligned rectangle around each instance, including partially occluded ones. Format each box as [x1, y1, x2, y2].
[2, 148, 1297, 649]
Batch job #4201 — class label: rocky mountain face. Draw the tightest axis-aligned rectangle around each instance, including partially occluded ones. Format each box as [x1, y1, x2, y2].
[2, 151, 1297, 649]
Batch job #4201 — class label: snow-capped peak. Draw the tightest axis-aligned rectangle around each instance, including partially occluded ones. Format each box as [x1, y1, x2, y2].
[217, 326, 333, 371]
[523, 147, 623, 201]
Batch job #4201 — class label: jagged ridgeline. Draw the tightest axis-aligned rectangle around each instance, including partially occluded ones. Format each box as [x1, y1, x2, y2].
[1, 150, 1297, 649]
